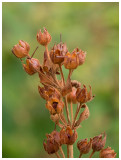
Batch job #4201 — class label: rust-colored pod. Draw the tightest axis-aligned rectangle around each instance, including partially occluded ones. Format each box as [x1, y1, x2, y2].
[37, 27, 51, 46]
[12, 40, 30, 58]
[64, 52, 79, 69]
[60, 126, 77, 145]
[100, 146, 116, 158]
[67, 87, 77, 104]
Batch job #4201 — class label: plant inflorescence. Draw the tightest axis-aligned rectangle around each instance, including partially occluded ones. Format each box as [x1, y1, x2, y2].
[12, 28, 116, 158]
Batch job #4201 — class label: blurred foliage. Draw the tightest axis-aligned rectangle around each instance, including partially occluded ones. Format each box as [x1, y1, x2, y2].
[2, 2, 119, 158]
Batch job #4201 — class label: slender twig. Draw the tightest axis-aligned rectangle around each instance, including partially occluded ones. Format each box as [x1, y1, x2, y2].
[55, 152, 60, 158]
[79, 152, 82, 158]
[89, 150, 95, 158]
[59, 146, 65, 158]
[69, 145, 73, 158]
[70, 101, 73, 123]
[59, 64, 65, 86]
[31, 46, 39, 58]
[67, 69, 73, 82]
[72, 103, 82, 129]
[63, 97, 71, 125]
[67, 145, 69, 158]
[60, 113, 67, 125]
[59, 114, 67, 126]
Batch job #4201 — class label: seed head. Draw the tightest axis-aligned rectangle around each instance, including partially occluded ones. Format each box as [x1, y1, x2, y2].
[100, 146, 116, 158]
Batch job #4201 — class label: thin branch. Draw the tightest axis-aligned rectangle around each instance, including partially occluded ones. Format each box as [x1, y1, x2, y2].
[63, 97, 71, 125]
[70, 101, 73, 123]
[89, 150, 95, 158]
[59, 64, 65, 86]
[69, 145, 73, 158]
[72, 103, 82, 129]
[31, 46, 39, 58]
[79, 152, 82, 158]
[55, 152, 60, 158]
[59, 146, 65, 158]
[67, 145, 69, 158]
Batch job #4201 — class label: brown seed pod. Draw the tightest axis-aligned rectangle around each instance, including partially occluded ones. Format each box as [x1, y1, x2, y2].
[71, 80, 81, 88]
[64, 52, 79, 69]
[60, 126, 77, 145]
[36, 27, 51, 46]
[77, 138, 92, 155]
[50, 43, 68, 64]
[46, 97, 64, 115]
[43, 131, 61, 154]
[72, 48, 86, 65]
[92, 132, 107, 152]
[12, 40, 30, 58]
[76, 85, 94, 103]
[100, 146, 116, 158]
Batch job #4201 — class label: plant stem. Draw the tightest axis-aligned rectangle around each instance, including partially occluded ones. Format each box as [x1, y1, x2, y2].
[31, 46, 39, 58]
[59, 64, 65, 86]
[72, 103, 82, 129]
[63, 97, 71, 125]
[67, 145, 69, 158]
[67, 69, 73, 82]
[55, 152, 60, 158]
[59, 146, 65, 158]
[89, 150, 95, 158]
[70, 102, 73, 124]
[69, 145, 73, 158]
[79, 153, 82, 158]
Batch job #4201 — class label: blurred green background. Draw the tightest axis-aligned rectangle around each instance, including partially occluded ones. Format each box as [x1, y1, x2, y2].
[2, 2, 119, 158]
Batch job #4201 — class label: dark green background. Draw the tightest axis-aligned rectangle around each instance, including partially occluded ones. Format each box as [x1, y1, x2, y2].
[2, 2, 119, 158]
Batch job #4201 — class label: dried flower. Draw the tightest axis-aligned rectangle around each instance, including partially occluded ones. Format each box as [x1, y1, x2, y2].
[76, 85, 94, 103]
[60, 126, 77, 145]
[100, 147, 116, 158]
[37, 28, 51, 46]
[67, 87, 77, 104]
[12, 40, 30, 58]
[38, 85, 61, 100]
[64, 52, 79, 69]
[72, 48, 86, 65]
[92, 132, 106, 152]
[77, 138, 92, 155]
[46, 97, 64, 115]
[43, 131, 61, 154]
[50, 43, 68, 64]
[74, 104, 89, 127]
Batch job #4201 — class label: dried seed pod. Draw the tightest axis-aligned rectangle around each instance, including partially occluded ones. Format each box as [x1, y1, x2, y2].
[76, 85, 94, 103]
[23, 59, 36, 75]
[92, 132, 106, 152]
[71, 80, 81, 88]
[38, 85, 61, 100]
[100, 146, 116, 158]
[77, 138, 92, 155]
[46, 97, 64, 115]
[72, 48, 86, 65]
[74, 104, 89, 127]
[50, 43, 68, 64]
[37, 27, 51, 46]
[43, 131, 61, 154]
[67, 87, 77, 104]
[64, 52, 79, 69]
[12, 40, 30, 58]
[60, 126, 77, 145]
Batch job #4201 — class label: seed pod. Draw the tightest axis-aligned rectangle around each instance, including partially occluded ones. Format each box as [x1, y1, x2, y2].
[64, 52, 79, 69]
[12, 40, 30, 58]
[37, 28, 51, 46]
[46, 97, 64, 115]
[61, 77, 72, 97]
[72, 48, 86, 65]
[50, 43, 68, 64]
[76, 85, 94, 103]
[23, 59, 36, 75]
[100, 146, 116, 158]
[74, 104, 89, 127]
[77, 138, 92, 155]
[92, 132, 106, 152]
[50, 114, 60, 124]
[43, 131, 61, 154]
[60, 126, 77, 145]
[71, 80, 81, 88]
